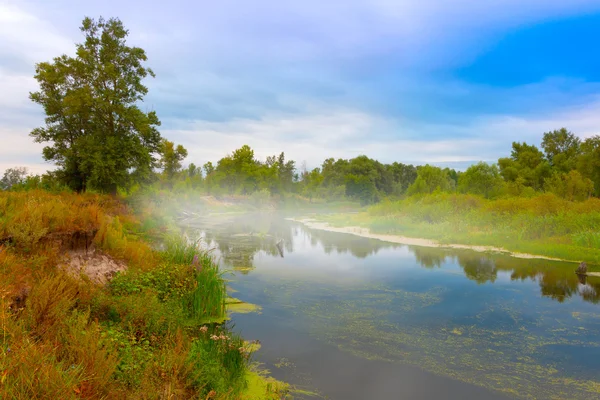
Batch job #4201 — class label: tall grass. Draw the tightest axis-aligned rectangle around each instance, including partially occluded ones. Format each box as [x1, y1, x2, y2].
[188, 255, 227, 321]
[0, 190, 272, 399]
[187, 325, 249, 396]
[162, 233, 201, 264]
[327, 193, 600, 263]
[161, 234, 227, 321]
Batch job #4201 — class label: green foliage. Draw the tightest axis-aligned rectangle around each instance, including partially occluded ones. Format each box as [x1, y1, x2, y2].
[186, 258, 227, 321]
[387, 162, 418, 195]
[187, 327, 248, 396]
[0, 190, 282, 399]
[29, 17, 162, 194]
[542, 127, 581, 173]
[162, 234, 201, 265]
[572, 231, 600, 249]
[345, 174, 378, 205]
[160, 139, 188, 182]
[498, 142, 550, 190]
[249, 188, 272, 208]
[544, 170, 594, 201]
[458, 162, 504, 198]
[8, 171, 70, 193]
[407, 165, 455, 195]
[99, 325, 154, 387]
[109, 263, 195, 301]
[331, 192, 600, 262]
[578, 135, 600, 196]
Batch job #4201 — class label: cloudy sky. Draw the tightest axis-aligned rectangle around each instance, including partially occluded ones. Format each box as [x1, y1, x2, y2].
[2, 0, 600, 174]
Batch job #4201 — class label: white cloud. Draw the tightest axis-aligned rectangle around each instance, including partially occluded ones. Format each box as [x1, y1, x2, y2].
[0, 128, 48, 174]
[5, 100, 600, 175]
[0, 1, 74, 65]
[2, 0, 600, 176]
[163, 101, 600, 171]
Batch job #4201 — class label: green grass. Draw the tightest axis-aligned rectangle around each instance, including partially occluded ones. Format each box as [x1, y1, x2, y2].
[316, 193, 600, 264]
[1, 190, 281, 399]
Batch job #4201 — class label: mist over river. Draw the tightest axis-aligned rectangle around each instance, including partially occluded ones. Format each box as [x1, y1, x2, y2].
[180, 212, 600, 400]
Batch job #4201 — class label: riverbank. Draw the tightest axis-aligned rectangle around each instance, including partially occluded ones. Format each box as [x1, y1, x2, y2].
[297, 193, 600, 265]
[289, 218, 575, 263]
[0, 190, 288, 399]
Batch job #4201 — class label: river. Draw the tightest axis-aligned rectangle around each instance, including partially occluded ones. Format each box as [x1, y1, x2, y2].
[180, 212, 600, 399]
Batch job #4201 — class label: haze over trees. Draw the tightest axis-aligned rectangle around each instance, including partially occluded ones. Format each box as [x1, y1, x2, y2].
[4, 17, 597, 205]
[154, 127, 597, 204]
[0, 167, 29, 190]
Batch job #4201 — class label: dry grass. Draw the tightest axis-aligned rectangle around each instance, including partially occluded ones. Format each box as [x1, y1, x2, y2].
[0, 190, 271, 399]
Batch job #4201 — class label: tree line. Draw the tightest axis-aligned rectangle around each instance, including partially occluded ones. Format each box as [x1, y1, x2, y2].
[2, 17, 599, 204]
[153, 126, 598, 204]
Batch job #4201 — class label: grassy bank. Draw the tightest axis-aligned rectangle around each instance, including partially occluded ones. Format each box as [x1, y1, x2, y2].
[0, 190, 288, 399]
[315, 193, 600, 264]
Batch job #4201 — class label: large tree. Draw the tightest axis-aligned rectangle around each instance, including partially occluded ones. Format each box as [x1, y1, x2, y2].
[498, 142, 550, 190]
[30, 17, 162, 194]
[541, 128, 581, 173]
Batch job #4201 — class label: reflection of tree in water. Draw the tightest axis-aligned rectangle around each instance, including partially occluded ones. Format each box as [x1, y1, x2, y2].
[180, 214, 600, 304]
[578, 276, 600, 304]
[409, 247, 447, 269]
[182, 213, 295, 273]
[451, 250, 600, 304]
[302, 227, 396, 259]
[455, 254, 497, 284]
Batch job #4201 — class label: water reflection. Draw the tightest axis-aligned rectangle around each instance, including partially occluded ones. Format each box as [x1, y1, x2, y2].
[181, 213, 600, 305]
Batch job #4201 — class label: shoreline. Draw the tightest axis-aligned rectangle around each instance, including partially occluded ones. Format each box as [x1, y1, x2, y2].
[288, 217, 577, 264]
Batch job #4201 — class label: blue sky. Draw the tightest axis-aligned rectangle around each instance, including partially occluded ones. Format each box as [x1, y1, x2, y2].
[2, 0, 600, 174]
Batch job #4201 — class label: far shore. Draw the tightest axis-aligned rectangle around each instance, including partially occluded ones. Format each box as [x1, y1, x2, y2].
[288, 217, 578, 264]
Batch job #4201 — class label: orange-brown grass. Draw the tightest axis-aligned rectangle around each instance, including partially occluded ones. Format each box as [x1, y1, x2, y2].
[94, 216, 157, 271]
[0, 190, 267, 399]
[0, 190, 103, 241]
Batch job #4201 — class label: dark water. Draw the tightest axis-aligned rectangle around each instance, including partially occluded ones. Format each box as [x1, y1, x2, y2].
[181, 213, 600, 400]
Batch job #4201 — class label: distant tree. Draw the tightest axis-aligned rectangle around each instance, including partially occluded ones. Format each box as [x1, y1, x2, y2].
[203, 161, 215, 176]
[303, 168, 324, 201]
[498, 142, 550, 190]
[541, 128, 581, 173]
[577, 135, 600, 197]
[407, 165, 454, 195]
[29, 17, 162, 194]
[544, 170, 594, 201]
[444, 167, 460, 186]
[160, 139, 188, 181]
[345, 174, 378, 205]
[187, 163, 201, 178]
[387, 162, 417, 195]
[209, 145, 261, 194]
[0, 167, 29, 190]
[277, 152, 296, 192]
[458, 162, 504, 198]
[321, 158, 349, 188]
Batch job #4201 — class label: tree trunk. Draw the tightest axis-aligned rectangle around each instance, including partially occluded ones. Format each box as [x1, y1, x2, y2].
[108, 183, 118, 196]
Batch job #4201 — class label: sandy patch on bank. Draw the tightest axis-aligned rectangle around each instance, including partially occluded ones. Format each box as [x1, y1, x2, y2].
[289, 218, 576, 263]
[61, 248, 126, 284]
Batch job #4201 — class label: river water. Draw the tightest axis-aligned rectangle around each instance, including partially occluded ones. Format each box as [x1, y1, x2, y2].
[181, 212, 600, 400]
